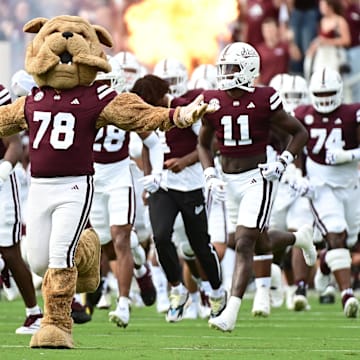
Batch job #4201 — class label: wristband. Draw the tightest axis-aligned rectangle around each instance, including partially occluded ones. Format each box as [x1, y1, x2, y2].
[0, 161, 13, 181]
[204, 167, 217, 181]
[279, 150, 294, 167]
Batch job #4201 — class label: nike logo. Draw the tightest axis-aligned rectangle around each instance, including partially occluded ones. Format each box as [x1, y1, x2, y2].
[195, 205, 204, 215]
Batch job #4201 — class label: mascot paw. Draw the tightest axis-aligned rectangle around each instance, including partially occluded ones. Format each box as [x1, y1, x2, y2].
[30, 325, 74, 349]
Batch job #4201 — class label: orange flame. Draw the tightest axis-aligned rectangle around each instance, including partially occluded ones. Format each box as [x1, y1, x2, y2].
[124, 0, 239, 72]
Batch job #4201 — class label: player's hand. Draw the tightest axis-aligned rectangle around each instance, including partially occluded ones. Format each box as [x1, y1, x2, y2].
[138, 173, 162, 194]
[174, 94, 215, 128]
[288, 176, 315, 199]
[325, 148, 353, 165]
[258, 161, 286, 181]
[206, 177, 226, 202]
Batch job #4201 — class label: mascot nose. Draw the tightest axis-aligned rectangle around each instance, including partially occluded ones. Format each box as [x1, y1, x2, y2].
[62, 31, 74, 39]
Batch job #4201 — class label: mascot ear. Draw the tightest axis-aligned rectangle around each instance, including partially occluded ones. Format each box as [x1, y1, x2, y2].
[93, 25, 113, 48]
[23, 17, 49, 33]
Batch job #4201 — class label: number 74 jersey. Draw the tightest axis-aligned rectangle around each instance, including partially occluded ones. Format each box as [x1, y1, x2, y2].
[202, 87, 282, 157]
[294, 103, 360, 165]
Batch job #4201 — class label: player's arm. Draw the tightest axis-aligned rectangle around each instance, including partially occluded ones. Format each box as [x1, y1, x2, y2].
[259, 109, 308, 181]
[138, 131, 164, 175]
[138, 131, 165, 194]
[325, 115, 360, 164]
[198, 119, 226, 202]
[197, 118, 215, 170]
[270, 108, 309, 160]
[0, 134, 23, 190]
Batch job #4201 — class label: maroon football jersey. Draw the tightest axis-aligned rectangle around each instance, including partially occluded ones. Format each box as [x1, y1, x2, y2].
[295, 103, 360, 165]
[161, 91, 202, 160]
[202, 87, 282, 158]
[24, 83, 117, 177]
[93, 126, 130, 164]
[0, 84, 12, 106]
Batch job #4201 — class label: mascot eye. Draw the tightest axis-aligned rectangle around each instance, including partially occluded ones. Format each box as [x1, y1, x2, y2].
[78, 32, 87, 39]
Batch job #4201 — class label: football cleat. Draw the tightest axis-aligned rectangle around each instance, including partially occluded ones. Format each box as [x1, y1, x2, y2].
[209, 290, 227, 318]
[15, 313, 43, 335]
[96, 292, 112, 310]
[86, 279, 105, 315]
[71, 298, 92, 324]
[208, 314, 235, 332]
[319, 285, 336, 304]
[294, 225, 317, 267]
[183, 301, 198, 320]
[135, 263, 157, 306]
[109, 300, 130, 328]
[293, 283, 309, 311]
[252, 286, 270, 317]
[166, 288, 190, 323]
[343, 295, 359, 318]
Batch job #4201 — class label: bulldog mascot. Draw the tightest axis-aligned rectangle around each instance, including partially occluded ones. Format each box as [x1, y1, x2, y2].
[0, 15, 211, 348]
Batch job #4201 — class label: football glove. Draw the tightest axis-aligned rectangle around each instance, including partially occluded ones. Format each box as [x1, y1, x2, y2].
[204, 167, 226, 203]
[288, 176, 315, 200]
[325, 147, 360, 165]
[258, 161, 286, 181]
[258, 150, 294, 181]
[173, 94, 213, 128]
[138, 173, 162, 194]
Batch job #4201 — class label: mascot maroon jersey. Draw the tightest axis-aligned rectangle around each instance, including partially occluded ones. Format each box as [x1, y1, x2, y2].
[202, 87, 282, 157]
[24, 83, 117, 177]
[294, 103, 360, 165]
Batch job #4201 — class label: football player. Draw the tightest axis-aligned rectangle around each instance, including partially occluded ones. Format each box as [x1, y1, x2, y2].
[198, 42, 313, 332]
[294, 66, 360, 318]
[132, 73, 227, 323]
[267, 73, 316, 312]
[90, 57, 160, 327]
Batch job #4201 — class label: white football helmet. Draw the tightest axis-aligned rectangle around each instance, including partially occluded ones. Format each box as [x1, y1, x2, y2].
[96, 56, 125, 94]
[153, 58, 188, 97]
[309, 67, 343, 113]
[188, 64, 217, 90]
[216, 42, 260, 92]
[270, 73, 309, 112]
[113, 51, 142, 91]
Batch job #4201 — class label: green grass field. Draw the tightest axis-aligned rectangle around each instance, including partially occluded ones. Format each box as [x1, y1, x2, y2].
[1, 292, 360, 360]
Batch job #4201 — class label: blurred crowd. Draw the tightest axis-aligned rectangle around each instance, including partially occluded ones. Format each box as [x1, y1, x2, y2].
[0, 0, 359, 100]
[0, 0, 139, 73]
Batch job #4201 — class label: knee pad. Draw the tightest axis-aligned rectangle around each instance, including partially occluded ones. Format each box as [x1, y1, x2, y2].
[325, 248, 352, 272]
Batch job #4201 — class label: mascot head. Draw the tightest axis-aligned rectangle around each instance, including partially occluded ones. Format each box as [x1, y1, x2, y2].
[23, 15, 113, 89]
